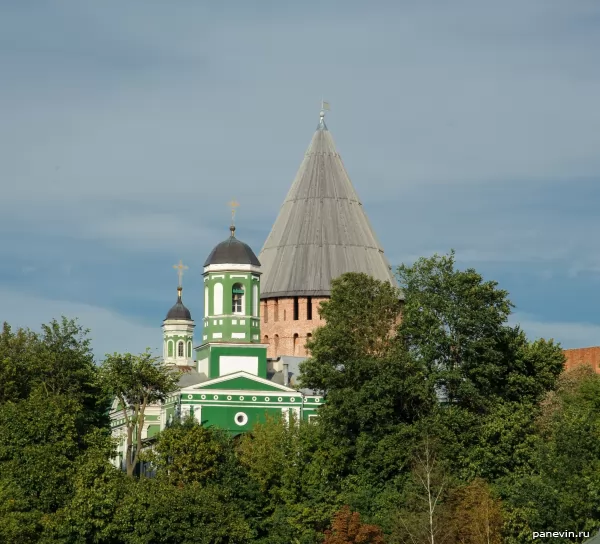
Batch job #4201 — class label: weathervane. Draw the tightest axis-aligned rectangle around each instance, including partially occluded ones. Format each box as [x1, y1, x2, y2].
[173, 260, 188, 289]
[319, 99, 330, 127]
[228, 200, 239, 236]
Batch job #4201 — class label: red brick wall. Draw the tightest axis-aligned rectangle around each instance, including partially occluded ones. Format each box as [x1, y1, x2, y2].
[563, 347, 600, 373]
[261, 296, 328, 358]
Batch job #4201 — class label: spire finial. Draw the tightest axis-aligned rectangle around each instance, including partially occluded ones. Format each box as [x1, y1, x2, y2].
[319, 99, 330, 129]
[228, 199, 239, 236]
[173, 260, 188, 291]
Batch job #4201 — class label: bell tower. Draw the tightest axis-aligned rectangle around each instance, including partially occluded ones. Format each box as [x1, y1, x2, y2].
[196, 207, 267, 380]
[162, 260, 195, 366]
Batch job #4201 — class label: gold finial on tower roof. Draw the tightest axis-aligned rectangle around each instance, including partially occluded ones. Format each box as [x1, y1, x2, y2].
[228, 199, 239, 236]
[173, 260, 188, 289]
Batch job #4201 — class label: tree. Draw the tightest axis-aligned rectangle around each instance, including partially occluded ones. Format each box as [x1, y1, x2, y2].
[148, 417, 234, 487]
[100, 350, 180, 477]
[0, 391, 107, 542]
[499, 367, 600, 543]
[237, 415, 342, 543]
[392, 437, 452, 544]
[323, 506, 385, 544]
[112, 478, 253, 544]
[397, 252, 563, 411]
[0, 318, 110, 542]
[450, 479, 503, 544]
[300, 273, 434, 457]
[0, 317, 108, 428]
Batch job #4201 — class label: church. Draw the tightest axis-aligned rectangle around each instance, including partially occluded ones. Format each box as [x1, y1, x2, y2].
[110, 106, 397, 463]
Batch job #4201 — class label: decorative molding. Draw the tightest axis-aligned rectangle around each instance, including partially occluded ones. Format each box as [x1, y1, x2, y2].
[204, 263, 261, 274]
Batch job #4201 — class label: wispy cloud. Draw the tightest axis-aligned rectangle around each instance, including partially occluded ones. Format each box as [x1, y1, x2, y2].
[511, 312, 600, 349]
[0, 288, 159, 359]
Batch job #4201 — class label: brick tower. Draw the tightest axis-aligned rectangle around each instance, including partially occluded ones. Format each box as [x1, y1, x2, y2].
[258, 105, 397, 359]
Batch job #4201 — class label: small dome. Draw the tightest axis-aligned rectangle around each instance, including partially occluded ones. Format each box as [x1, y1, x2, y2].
[165, 288, 192, 321]
[204, 226, 261, 267]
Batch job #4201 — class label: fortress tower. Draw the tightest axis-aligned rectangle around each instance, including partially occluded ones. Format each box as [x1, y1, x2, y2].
[258, 106, 397, 358]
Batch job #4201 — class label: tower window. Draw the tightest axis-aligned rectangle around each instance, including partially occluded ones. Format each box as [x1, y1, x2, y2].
[293, 297, 299, 321]
[264, 301, 268, 323]
[274, 299, 279, 321]
[307, 297, 312, 320]
[178, 341, 184, 357]
[232, 283, 244, 314]
[293, 333, 299, 356]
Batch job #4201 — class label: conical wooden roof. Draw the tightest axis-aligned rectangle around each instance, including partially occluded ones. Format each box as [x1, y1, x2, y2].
[259, 112, 396, 299]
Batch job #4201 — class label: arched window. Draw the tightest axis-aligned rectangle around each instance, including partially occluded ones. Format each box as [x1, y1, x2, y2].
[214, 283, 223, 315]
[168, 340, 174, 357]
[274, 334, 279, 352]
[274, 299, 279, 321]
[264, 301, 269, 323]
[204, 286, 209, 317]
[293, 333, 299, 356]
[178, 341, 184, 357]
[232, 283, 244, 314]
[187, 341, 192, 358]
[264, 335, 269, 344]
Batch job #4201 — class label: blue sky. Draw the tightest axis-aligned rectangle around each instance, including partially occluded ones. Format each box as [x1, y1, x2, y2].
[1, 0, 600, 359]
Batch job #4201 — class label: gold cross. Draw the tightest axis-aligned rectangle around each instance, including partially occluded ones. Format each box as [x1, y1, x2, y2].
[228, 200, 239, 224]
[173, 260, 188, 287]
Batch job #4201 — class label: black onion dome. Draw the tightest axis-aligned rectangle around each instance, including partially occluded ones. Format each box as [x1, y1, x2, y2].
[165, 288, 192, 320]
[204, 226, 261, 267]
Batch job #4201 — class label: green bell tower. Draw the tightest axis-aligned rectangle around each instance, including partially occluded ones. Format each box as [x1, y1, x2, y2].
[163, 260, 195, 366]
[196, 210, 267, 381]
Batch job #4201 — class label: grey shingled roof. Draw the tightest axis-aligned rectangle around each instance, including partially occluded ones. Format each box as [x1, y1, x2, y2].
[259, 114, 397, 299]
[204, 227, 261, 267]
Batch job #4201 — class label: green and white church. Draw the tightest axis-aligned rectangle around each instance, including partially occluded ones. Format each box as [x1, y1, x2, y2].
[109, 224, 323, 469]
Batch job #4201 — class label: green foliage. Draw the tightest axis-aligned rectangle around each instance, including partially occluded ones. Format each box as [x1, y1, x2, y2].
[398, 252, 515, 410]
[237, 415, 342, 543]
[100, 350, 180, 476]
[300, 273, 434, 463]
[499, 367, 600, 543]
[0, 318, 108, 427]
[148, 417, 235, 486]
[0, 254, 590, 544]
[113, 479, 253, 544]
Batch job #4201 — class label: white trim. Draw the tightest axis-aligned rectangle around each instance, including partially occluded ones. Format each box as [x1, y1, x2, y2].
[193, 342, 268, 350]
[204, 263, 261, 274]
[252, 284, 258, 317]
[185, 370, 298, 392]
[211, 274, 226, 279]
[178, 389, 300, 398]
[230, 274, 249, 278]
[204, 286, 209, 317]
[213, 283, 223, 315]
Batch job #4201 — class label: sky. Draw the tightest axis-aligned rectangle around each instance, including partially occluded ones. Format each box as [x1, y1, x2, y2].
[1, 0, 600, 359]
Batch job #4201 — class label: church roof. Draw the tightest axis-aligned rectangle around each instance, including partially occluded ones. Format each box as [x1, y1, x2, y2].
[165, 288, 192, 321]
[258, 110, 397, 299]
[204, 226, 261, 268]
